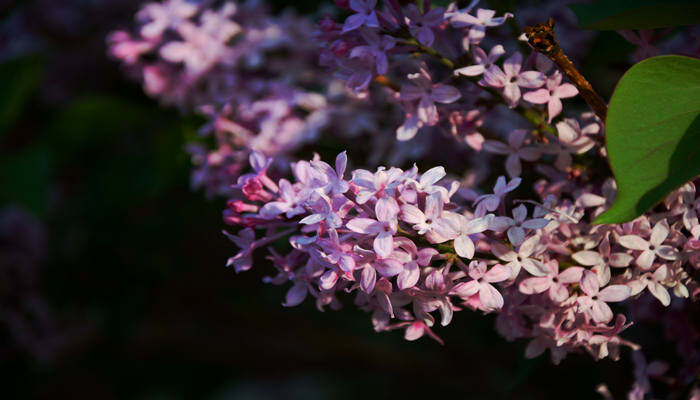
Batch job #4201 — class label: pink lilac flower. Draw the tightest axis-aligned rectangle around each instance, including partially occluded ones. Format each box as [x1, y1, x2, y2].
[522, 71, 578, 122]
[454, 45, 505, 77]
[404, 4, 445, 47]
[482, 129, 541, 178]
[618, 219, 679, 270]
[577, 270, 631, 323]
[223, 228, 255, 272]
[453, 214, 493, 258]
[449, 8, 513, 44]
[483, 52, 545, 108]
[400, 67, 461, 125]
[556, 117, 598, 155]
[572, 234, 633, 270]
[401, 192, 458, 243]
[451, 261, 510, 310]
[491, 235, 548, 278]
[137, 0, 199, 39]
[473, 176, 521, 217]
[347, 197, 400, 257]
[629, 264, 673, 306]
[342, 0, 380, 33]
[349, 29, 396, 75]
[490, 204, 550, 246]
[519, 259, 583, 303]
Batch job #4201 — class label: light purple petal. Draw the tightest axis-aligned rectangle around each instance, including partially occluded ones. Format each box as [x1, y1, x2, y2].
[417, 95, 439, 125]
[420, 166, 446, 187]
[484, 264, 511, 283]
[547, 97, 563, 122]
[347, 217, 382, 234]
[507, 226, 526, 246]
[342, 13, 366, 33]
[451, 280, 480, 297]
[516, 71, 545, 88]
[283, 283, 307, 307]
[572, 250, 604, 266]
[431, 85, 462, 103]
[521, 258, 548, 277]
[636, 249, 655, 270]
[558, 266, 584, 284]
[523, 88, 550, 104]
[598, 285, 631, 302]
[479, 283, 504, 310]
[580, 270, 599, 296]
[522, 218, 550, 230]
[647, 282, 671, 306]
[553, 83, 578, 98]
[361, 266, 376, 293]
[455, 64, 485, 77]
[618, 235, 649, 251]
[503, 52, 522, 77]
[505, 153, 522, 177]
[376, 258, 403, 277]
[591, 300, 613, 323]
[375, 197, 399, 222]
[454, 234, 475, 258]
[374, 231, 395, 258]
[397, 261, 420, 289]
[519, 276, 550, 294]
[483, 65, 506, 87]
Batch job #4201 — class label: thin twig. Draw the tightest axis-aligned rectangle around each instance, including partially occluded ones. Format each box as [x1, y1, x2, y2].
[524, 18, 608, 122]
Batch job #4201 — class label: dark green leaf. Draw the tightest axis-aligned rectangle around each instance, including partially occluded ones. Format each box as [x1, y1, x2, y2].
[595, 55, 700, 224]
[0, 56, 43, 137]
[570, 0, 700, 30]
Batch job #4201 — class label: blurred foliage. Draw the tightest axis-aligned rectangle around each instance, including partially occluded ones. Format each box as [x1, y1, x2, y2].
[0, 56, 43, 137]
[570, 0, 700, 30]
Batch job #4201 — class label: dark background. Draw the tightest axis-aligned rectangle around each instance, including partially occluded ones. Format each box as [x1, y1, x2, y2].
[0, 0, 642, 398]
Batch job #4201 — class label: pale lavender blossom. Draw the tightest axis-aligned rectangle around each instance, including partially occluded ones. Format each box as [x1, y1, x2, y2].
[342, 0, 380, 33]
[451, 261, 510, 311]
[349, 29, 395, 75]
[404, 4, 445, 47]
[519, 259, 583, 303]
[629, 264, 672, 306]
[483, 52, 545, 108]
[473, 176, 521, 217]
[522, 71, 578, 122]
[400, 67, 461, 125]
[490, 204, 550, 246]
[618, 219, 679, 270]
[347, 197, 400, 257]
[491, 235, 548, 278]
[482, 129, 541, 178]
[454, 45, 505, 77]
[577, 270, 631, 323]
[453, 214, 493, 258]
[450, 8, 513, 44]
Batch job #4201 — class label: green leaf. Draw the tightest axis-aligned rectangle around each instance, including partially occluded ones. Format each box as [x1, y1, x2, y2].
[595, 56, 700, 225]
[570, 0, 700, 30]
[0, 56, 43, 137]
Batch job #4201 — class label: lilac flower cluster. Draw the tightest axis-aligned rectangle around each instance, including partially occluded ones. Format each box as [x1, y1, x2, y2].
[110, 0, 700, 395]
[109, 0, 337, 197]
[224, 148, 699, 367]
[110, 0, 397, 197]
[316, 0, 583, 144]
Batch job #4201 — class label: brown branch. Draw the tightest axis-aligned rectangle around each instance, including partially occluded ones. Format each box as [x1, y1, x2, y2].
[524, 18, 608, 122]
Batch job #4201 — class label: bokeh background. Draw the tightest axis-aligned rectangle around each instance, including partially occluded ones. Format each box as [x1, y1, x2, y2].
[0, 0, 655, 398]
